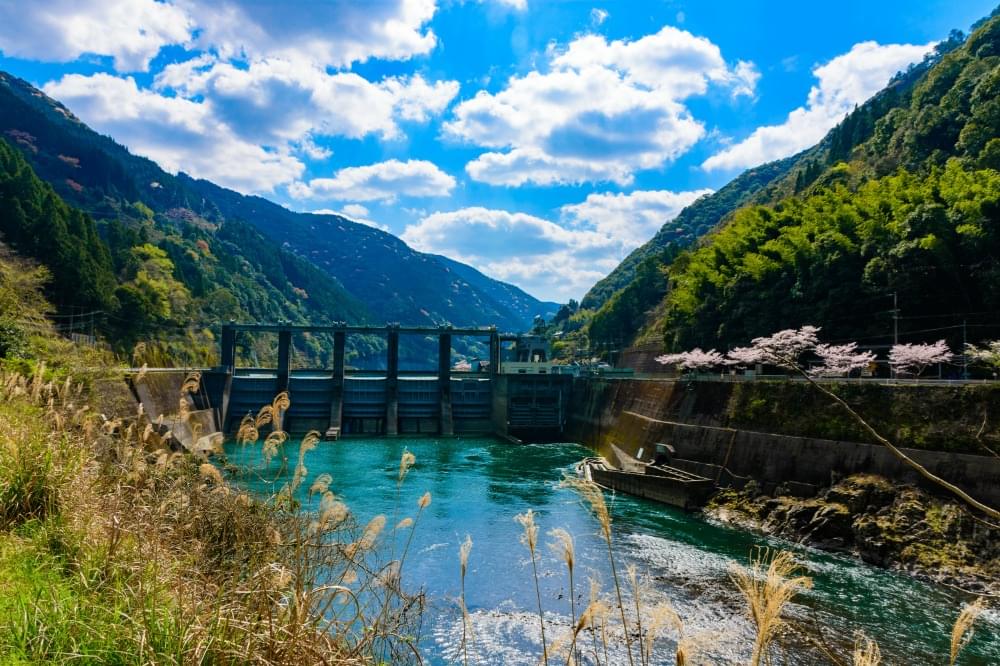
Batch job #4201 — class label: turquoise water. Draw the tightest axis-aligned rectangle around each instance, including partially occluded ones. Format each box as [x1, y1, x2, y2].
[224, 436, 999, 664]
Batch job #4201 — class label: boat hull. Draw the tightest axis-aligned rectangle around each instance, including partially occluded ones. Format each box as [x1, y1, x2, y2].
[588, 466, 714, 510]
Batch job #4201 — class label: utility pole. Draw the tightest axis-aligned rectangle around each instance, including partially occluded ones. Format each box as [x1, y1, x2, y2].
[962, 319, 969, 379]
[891, 292, 899, 380]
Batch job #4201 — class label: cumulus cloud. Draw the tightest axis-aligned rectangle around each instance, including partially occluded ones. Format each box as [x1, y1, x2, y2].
[0, 0, 192, 72]
[44, 73, 303, 193]
[446, 24, 756, 186]
[2, 0, 460, 195]
[403, 207, 611, 300]
[40, 58, 458, 194]
[156, 57, 458, 145]
[177, 0, 438, 68]
[290, 159, 456, 202]
[310, 205, 390, 231]
[341, 204, 371, 218]
[0, 0, 439, 72]
[550, 26, 756, 99]
[702, 40, 934, 171]
[561, 188, 713, 248]
[402, 188, 708, 300]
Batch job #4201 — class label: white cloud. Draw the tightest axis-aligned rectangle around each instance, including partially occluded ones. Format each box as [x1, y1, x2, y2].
[155, 57, 459, 145]
[39, 58, 458, 195]
[550, 25, 754, 99]
[178, 0, 438, 68]
[483, 0, 527, 10]
[561, 188, 713, 249]
[43, 73, 303, 193]
[446, 25, 756, 186]
[0, 0, 440, 72]
[702, 40, 934, 171]
[0, 0, 192, 72]
[403, 207, 612, 300]
[341, 204, 371, 218]
[591, 8, 609, 26]
[291, 159, 456, 202]
[310, 205, 389, 231]
[402, 188, 709, 300]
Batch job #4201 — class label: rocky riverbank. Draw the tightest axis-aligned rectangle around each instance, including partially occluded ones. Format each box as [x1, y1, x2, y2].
[706, 474, 1000, 595]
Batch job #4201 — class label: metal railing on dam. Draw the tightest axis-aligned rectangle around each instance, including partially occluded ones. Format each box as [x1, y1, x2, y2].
[200, 322, 571, 438]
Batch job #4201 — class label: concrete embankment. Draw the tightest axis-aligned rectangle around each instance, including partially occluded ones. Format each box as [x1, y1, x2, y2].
[130, 370, 221, 452]
[565, 377, 1000, 507]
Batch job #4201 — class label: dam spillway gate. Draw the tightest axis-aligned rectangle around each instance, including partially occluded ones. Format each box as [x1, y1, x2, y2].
[200, 323, 571, 439]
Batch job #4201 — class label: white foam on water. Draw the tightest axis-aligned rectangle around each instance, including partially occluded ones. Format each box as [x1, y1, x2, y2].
[621, 531, 737, 583]
[420, 541, 450, 554]
[431, 606, 655, 665]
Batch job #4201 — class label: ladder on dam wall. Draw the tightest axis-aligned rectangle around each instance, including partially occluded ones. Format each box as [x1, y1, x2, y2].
[200, 322, 571, 438]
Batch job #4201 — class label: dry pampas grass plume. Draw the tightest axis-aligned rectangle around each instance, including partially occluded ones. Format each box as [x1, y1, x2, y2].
[730, 549, 813, 666]
[949, 597, 986, 666]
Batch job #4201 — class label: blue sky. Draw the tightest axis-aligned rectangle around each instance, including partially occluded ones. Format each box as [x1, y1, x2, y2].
[0, 0, 995, 302]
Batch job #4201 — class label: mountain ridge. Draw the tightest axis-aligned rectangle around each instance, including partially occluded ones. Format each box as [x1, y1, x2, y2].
[0, 71, 554, 339]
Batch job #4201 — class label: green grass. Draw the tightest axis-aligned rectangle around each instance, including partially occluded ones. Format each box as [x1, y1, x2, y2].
[0, 521, 187, 664]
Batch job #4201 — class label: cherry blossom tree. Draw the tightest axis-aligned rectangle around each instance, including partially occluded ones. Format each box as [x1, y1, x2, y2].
[726, 326, 821, 369]
[888, 340, 952, 377]
[810, 342, 877, 377]
[655, 348, 727, 372]
[752, 325, 821, 363]
[726, 346, 764, 368]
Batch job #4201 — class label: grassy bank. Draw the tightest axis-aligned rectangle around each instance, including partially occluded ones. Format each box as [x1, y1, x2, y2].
[0, 368, 369, 663]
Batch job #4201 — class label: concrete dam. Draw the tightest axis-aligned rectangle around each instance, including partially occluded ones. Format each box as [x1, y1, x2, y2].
[198, 323, 573, 439]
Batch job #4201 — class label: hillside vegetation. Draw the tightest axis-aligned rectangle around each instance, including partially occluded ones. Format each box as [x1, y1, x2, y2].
[587, 11, 1000, 354]
[581, 156, 798, 312]
[0, 135, 372, 364]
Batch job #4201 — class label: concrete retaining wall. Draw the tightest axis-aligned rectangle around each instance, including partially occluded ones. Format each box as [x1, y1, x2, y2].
[567, 377, 1000, 506]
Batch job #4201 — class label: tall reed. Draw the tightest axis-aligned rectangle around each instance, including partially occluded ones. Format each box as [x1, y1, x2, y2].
[459, 534, 473, 666]
[548, 527, 577, 664]
[515, 509, 548, 665]
[853, 633, 881, 666]
[627, 565, 647, 666]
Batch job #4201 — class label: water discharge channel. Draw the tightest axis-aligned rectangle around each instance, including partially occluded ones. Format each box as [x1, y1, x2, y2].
[225, 436, 999, 665]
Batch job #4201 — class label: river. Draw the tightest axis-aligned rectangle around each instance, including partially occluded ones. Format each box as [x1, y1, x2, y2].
[224, 436, 999, 665]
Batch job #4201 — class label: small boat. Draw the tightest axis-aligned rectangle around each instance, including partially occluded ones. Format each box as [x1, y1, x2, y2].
[577, 444, 715, 510]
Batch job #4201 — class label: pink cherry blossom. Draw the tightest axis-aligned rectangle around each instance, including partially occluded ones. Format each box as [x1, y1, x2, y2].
[810, 342, 877, 377]
[741, 325, 821, 368]
[726, 346, 763, 367]
[655, 348, 726, 371]
[888, 340, 952, 376]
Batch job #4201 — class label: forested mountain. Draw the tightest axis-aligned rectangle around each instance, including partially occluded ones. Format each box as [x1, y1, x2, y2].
[178, 176, 558, 327]
[0, 71, 554, 364]
[587, 10, 1000, 354]
[581, 156, 798, 311]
